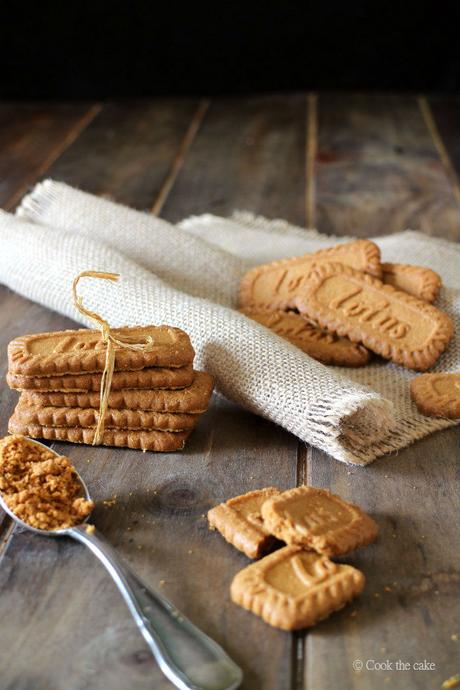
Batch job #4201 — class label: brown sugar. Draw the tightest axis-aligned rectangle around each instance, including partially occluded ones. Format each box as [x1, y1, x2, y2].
[0, 435, 93, 530]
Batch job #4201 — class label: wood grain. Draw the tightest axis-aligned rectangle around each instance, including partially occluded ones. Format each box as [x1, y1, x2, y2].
[0, 96, 306, 690]
[427, 95, 460, 202]
[315, 93, 460, 238]
[0, 103, 100, 210]
[161, 94, 308, 226]
[303, 92, 460, 690]
[45, 100, 201, 210]
[1, 93, 459, 690]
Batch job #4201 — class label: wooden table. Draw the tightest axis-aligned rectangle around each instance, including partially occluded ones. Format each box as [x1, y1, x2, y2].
[0, 94, 459, 690]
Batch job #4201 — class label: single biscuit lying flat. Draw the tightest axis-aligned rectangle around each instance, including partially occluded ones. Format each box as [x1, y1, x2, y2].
[19, 371, 214, 414]
[8, 416, 191, 452]
[239, 239, 382, 309]
[292, 262, 453, 371]
[6, 364, 195, 393]
[230, 545, 365, 630]
[8, 326, 195, 377]
[261, 486, 378, 556]
[410, 373, 460, 418]
[240, 308, 370, 367]
[13, 396, 200, 432]
[208, 488, 281, 559]
[381, 263, 442, 303]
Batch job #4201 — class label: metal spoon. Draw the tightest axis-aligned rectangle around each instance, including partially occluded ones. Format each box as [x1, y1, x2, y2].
[0, 438, 243, 690]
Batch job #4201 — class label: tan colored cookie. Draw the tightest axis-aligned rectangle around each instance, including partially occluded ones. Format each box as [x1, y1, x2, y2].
[230, 545, 365, 630]
[410, 373, 460, 418]
[8, 416, 191, 452]
[291, 262, 453, 371]
[13, 396, 200, 432]
[239, 239, 382, 308]
[261, 486, 378, 556]
[8, 326, 195, 377]
[240, 308, 370, 367]
[208, 488, 281, 559]
[19, 371, 214, 413]
[6, 364, 195, 392]
[381, 263, 442, 303]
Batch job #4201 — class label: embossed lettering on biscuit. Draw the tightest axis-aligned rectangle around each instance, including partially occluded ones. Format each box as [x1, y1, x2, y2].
[410, 373, 460, 418]
[230, 545, 365, 630]
[261, 486, 379, 556]
[8, 326, 195, 377]
[292, 263, 453, 371]
[239, 239, 382, 308]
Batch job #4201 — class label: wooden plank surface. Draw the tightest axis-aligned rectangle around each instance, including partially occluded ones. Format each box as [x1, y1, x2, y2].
[315, 93, 460, 239]
[0, 96, 304, 690]
[46, 100, 203, 210]
[0, 93, 459, 690]
[304, 92, 460, 690]
[161, 94, 308, 225]
[0, 103, 100, 210]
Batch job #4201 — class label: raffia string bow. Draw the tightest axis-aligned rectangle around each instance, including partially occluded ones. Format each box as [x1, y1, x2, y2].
[72, 271, 155, 445]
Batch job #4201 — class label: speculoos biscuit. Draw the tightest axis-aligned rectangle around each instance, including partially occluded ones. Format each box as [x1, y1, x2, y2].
[240, 308, 370, 366]
[290, 262, 453, 371]
[8, 326, 195, 377]
[6, 364, 195, 393]
[13, 395, 200, 432]
[239, 239, 382, 309]
[410, 372, 460, 418]
[381, 263, 442, 303]
[19, 371, 214, 413]
[261, 486, 379, 557]
[208, 488, 281, 559]
[8, 416, 191, 452]
[230, 545, 365, 630]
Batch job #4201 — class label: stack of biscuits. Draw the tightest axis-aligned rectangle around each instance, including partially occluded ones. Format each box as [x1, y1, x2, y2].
[239, 239, 454, 372]
[6, 325, 214, 452]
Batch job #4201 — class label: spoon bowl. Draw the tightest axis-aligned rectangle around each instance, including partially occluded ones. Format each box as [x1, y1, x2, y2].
[0, 437, 242, 690]
[0, 437, 93, 536]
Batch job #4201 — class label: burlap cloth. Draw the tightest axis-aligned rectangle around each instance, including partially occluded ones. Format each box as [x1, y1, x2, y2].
[0, 180, 458, 465]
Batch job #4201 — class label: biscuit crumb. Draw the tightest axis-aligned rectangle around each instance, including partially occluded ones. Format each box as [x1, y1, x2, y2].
[0, 435, 93, 530]
[103, 496, 117, 507]
[188, 549, 193, 554]
[384, 585, 393, 592]
[442, 675, 460, 689]
[159, 580, 166, 587]
[451, 634, 459, 641]
[85, 524, 95, 535]
[349, 610, 357, 618]
[373, 592, 381, 598]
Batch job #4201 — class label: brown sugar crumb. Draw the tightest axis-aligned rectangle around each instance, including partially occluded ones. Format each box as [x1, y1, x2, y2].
[0, 435, 93, 531]
[103, 496, 117, 508]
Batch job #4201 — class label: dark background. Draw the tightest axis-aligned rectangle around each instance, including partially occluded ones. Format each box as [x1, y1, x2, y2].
[0, 2, 458, 99]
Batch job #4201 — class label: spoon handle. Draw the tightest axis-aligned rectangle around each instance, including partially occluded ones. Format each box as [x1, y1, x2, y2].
[69, 525, 242, 690]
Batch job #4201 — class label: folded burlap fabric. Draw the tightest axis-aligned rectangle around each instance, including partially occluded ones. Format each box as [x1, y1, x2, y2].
[0, 180, 457, 465]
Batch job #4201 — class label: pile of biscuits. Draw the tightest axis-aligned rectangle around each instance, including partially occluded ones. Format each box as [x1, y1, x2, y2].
[208, 486, 378, 630]
[239, 239, 453, 371]
[6, 325, 214, 451]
